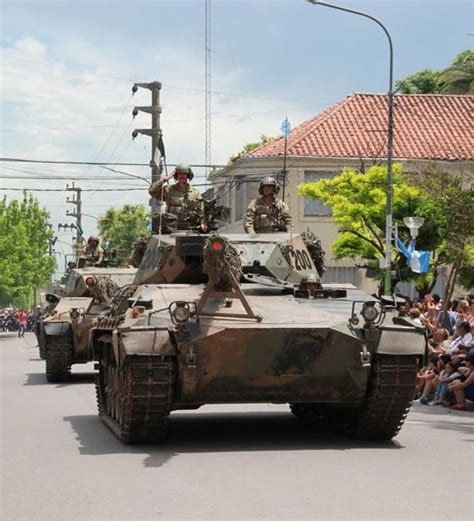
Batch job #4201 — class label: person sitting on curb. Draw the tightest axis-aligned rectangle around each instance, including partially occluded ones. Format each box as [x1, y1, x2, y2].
[448, 348, 474, 411]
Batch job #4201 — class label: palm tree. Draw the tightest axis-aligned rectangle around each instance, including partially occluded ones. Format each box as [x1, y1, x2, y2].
[439, 50, 474, 94]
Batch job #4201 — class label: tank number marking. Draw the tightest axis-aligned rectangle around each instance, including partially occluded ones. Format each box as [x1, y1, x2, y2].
[288, 249, 312, 271]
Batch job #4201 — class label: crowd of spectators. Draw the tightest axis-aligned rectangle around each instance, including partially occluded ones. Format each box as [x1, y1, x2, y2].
[409, 294, 474, 411]
[0, 307, 40, 337]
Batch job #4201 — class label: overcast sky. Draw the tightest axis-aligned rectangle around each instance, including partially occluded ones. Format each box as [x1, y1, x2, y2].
[0, 0, 471, 269]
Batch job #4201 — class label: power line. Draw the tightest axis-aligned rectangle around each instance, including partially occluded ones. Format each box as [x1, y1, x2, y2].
[1, 51, 317, 104]
[0, 187, 147, 192]
[0, 157, 228, 167]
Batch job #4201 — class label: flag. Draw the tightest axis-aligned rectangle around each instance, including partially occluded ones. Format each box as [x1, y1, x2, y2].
[396, 237, 431, 274]
[280, 118, 291, 138]
[153, 135, 166, 166]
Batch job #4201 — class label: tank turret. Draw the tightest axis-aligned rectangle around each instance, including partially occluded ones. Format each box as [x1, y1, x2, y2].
[133, 232, 321, 286]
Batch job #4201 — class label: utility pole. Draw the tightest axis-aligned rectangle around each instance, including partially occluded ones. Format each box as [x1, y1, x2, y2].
[58, 183, 83, 262]
[131, 81, 163, 213]
[65, 182, 83, 244]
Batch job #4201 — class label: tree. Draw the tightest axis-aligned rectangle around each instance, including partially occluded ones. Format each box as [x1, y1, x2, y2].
[0, 194, 56, 307]
[298, 165, 427, 288]
[298, 164, 474, 299]
[228, 135, 274, 164]
[396, 50, 474, 95]
[97, 205, 150, 266]
[439, 50, 474, 94]
[395, 69, 442, 94]
[407, 166, 474, 305]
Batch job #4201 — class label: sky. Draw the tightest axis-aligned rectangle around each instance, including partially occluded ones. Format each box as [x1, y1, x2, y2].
[0, 0, 472, 273]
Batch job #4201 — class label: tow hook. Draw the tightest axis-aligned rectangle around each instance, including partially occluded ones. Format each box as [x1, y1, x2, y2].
[360, 345, 371, 367]
[187, 346, 196, 367]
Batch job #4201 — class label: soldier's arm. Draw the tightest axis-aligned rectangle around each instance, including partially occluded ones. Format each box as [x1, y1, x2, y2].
[148, 179, 169, 201]
[244, 201, 256, 233]
[96, 247, 104, 265]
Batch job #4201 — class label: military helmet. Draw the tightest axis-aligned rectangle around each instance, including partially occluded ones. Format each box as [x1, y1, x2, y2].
[87, 235, 99, 245]
[299, 274, 320, 289]
[258, 176, 280, 195]
[173, 163, 194, 181]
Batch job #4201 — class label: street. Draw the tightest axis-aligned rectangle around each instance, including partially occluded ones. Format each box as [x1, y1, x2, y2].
[1, 333, 473, 521]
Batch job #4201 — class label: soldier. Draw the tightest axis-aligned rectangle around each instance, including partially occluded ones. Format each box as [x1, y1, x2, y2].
[84, 236, 104, 266]
[244, 177, 293, 234]
[148, 164, 208, 233]
[298, 274, 322, 297]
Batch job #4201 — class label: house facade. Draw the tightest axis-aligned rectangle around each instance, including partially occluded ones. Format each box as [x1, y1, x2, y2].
[210, 93, 473, 294]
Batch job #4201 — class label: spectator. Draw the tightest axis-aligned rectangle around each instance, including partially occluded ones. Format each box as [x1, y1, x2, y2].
[17, 309, 27, 338]
[429, 360, 462, 406]
[448, 348, 474, 411]
[446, 321, 473, 356]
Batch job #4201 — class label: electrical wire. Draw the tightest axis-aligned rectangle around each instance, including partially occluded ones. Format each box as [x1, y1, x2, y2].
[1, 51, 318, 104]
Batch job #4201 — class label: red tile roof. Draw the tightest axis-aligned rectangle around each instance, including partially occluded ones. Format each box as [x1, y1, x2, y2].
[248, 93, 473, 162]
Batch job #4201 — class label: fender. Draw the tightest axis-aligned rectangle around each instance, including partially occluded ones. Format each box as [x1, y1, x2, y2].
[376, 325, 426, 355]
[44, 322, 71, 336]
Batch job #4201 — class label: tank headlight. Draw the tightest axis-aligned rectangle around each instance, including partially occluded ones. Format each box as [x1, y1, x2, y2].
[361, 302, 380, 323]
[170, 301, 191, 324]
[69, 308, 80, 320]
[209, 238, 225, 253]
[85, 276, 95, 286]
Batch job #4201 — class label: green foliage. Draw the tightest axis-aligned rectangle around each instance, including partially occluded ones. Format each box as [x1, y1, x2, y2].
[298, 164, 421, 268]
[439, 50, 474, 95]
[395, 69, 442, 94]
[457, 244, 474, 291]
[97, 204, 150, 266]
[396, 50, 474, 95]
[0, 194, 56, 307]
[228, 135, 274, 164]
[299, 164, 474, 297]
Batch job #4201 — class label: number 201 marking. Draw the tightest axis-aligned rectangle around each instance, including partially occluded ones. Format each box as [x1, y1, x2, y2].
[289, 249, 312, 270]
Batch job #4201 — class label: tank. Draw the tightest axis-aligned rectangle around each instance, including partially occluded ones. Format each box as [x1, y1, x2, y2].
[41, 267, 136, 382]
[92, 233, 425, 443]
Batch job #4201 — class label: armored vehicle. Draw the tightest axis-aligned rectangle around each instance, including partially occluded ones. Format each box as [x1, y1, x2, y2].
[92, 233, 425, 443]
[42, 267, 136, 382]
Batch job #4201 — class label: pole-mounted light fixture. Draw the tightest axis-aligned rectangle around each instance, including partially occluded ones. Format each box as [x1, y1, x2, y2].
[306, 0, 395, 294]
[403, 217, 425, 240]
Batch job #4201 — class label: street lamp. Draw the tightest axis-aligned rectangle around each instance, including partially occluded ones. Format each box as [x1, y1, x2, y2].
[306, 0, 395, 294]
[403, 216, 425, 240]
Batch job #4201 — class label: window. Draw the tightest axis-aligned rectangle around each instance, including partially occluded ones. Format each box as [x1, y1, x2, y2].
[303, 171, 334, 216]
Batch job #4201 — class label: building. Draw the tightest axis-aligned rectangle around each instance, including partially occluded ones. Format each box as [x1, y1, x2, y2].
[211, 93, 473, 293]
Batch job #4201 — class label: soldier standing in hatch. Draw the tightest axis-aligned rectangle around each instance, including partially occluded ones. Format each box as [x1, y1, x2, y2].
[84, 236, 104, 266]
[244, 177, 293, 234]
[148, 163, 208, 232]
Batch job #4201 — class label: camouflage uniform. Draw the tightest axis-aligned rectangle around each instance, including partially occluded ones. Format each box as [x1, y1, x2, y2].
[244, 197, 293, 234]
[84, 244, 104, 266]
[148, 179, 206, 230]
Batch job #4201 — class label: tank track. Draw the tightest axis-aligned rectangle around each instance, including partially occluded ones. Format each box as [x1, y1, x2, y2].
[45, 336, 72, 382]
[353, 354, 418, 440]
[96, 352, 176, 444]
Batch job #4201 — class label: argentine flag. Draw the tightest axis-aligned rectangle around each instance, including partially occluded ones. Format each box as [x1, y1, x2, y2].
[396, 238, 431, 274]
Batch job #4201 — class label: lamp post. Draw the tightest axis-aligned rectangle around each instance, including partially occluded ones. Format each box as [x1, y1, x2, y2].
[306, 0, 395, 294]
[403, 216, 425, 240]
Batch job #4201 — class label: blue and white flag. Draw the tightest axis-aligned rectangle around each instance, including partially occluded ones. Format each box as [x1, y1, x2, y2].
[396, 237, 431, 274]
[280, 118, 291, 138]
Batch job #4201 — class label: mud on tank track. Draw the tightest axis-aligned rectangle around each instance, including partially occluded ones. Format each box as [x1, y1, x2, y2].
[45, 336, 73, 382]
[96, 353, 176, 444]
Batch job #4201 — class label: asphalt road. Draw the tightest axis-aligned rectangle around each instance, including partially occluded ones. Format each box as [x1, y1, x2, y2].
[1, 333, 473, 521]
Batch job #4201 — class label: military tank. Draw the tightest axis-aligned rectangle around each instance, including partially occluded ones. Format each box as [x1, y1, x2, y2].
[91, 233, 425, 443]
[41, 266, 136, 382]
